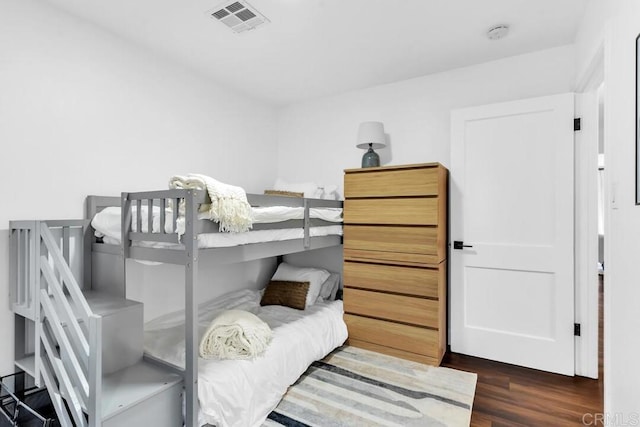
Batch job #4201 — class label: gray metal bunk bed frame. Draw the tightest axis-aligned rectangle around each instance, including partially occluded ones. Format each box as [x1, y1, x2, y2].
[88, 188, 343, 427]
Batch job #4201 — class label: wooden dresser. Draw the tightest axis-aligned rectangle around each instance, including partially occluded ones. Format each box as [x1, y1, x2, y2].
[342, 162, 448, 365]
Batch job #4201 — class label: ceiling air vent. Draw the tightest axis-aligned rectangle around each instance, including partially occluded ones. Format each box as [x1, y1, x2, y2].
[207, 0, 269, 34]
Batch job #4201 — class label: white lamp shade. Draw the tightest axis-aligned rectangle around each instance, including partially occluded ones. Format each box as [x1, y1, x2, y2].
[356, 121, 386, 149]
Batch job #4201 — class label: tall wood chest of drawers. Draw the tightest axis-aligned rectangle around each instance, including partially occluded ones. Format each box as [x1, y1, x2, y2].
[343, 162, 448, 365]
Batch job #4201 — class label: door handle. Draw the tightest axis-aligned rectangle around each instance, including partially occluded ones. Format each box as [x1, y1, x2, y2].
[453, 241, 473, 250]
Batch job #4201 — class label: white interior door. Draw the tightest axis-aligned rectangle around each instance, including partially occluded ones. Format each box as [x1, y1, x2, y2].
[450, 93, 575, 376]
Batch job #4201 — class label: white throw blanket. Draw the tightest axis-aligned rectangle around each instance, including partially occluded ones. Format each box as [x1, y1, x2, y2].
[199, 309, 272, 360]
[169, 173, 253, 233]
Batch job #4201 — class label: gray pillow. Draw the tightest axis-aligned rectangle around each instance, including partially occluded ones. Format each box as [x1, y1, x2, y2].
[317, 273, 341, 301]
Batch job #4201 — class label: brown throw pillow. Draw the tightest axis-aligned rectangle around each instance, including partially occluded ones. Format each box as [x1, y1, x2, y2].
[260, 280, 310, 310]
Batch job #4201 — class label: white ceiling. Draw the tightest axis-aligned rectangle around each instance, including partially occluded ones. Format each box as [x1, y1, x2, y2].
[45, 0, 587, 106]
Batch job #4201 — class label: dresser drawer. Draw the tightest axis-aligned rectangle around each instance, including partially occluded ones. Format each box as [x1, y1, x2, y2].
[344, 261, 440, 298]
[343, 288, 438, 328]
[345, 167, 440, 198]
[345, 314, 440, 359]
[343, 225, 444, 263]
[344, 198, 438, 225]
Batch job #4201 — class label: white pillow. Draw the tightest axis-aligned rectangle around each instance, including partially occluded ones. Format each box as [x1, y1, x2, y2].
[271, 262, 330, 308]
[273, 178, 323, 199]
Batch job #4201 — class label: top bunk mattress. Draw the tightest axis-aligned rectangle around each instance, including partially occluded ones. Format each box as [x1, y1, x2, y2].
[91, 205, 343, 249]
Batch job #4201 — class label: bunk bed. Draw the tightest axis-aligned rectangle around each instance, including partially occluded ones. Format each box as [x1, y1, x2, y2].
[86, 188, 346, 427]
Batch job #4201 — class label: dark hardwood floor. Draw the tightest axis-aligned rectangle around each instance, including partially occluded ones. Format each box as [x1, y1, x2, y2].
[441, 277, 604, 426]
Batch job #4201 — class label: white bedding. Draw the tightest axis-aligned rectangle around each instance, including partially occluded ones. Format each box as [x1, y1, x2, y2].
[252, 206, 343, 223]
[92, 205, 342, 248]
[144, 289, 348, 427]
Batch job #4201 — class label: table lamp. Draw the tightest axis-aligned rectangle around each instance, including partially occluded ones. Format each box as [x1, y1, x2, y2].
[356, 121, 386, 168]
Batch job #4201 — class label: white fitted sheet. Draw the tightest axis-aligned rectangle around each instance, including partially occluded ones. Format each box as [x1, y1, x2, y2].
[252, 206, 342, 223]
[144, 289, 348, 427]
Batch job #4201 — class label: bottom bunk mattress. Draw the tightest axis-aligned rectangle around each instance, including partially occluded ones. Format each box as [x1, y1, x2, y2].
[143, 289, 348, 427]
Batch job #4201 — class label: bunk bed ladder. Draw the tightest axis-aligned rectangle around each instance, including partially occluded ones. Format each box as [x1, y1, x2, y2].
[11, 216, 184, 427]
[38, 222, 101, 427]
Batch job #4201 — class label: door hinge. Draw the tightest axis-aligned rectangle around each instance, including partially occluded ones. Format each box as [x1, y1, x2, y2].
[574, 118, 581, 131]
[574, 323, 581, 336]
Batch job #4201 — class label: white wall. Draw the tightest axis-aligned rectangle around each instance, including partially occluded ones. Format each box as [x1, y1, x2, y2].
[599, 0, 640, 420]
[284, 246, 343, 277]
[276, 45, 576, 196]
[126, 258, 277, 322]
[574, 0, 606, 85]
[0, 0, 278, 375]
[575, 0, 640, 419]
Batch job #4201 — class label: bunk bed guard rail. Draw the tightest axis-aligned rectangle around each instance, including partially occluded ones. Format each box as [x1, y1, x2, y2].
[120, 189, 343, 261]
[120, 189, 205, 264]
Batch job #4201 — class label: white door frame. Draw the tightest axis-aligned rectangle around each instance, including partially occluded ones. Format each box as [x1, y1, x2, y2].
[574, 42, 604, 379]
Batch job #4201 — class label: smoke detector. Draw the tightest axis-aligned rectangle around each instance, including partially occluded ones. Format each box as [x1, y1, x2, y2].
[207, 1, 270, 34]
[487, 25, 509, 40]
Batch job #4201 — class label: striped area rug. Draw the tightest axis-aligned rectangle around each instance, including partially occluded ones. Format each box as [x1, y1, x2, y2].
[263, 346, 477, 427]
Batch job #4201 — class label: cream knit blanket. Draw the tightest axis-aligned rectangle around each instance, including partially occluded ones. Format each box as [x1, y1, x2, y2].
[169, 173, 253, 233]
[199, 310, 272, 360]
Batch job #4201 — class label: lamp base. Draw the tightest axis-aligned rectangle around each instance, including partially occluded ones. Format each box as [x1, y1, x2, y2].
[361, 147, 380, 168]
